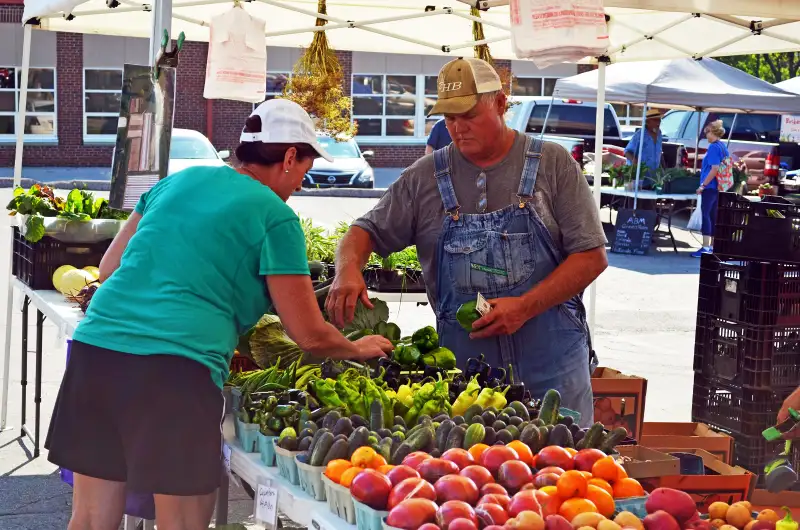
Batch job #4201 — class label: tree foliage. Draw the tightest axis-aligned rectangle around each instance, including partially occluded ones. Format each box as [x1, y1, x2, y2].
[718, 53, 800, 83]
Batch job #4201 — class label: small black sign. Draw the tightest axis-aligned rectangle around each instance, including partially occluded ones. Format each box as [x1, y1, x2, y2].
[611, 209, 658, 256]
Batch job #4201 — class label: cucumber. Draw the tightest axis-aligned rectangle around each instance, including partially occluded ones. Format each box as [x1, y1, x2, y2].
[310, 432, 334, 466]
[436, 420, 455, 452]
[569, 423, 581, 437]
[600, 427, 628, 454]
[391, 443, 413, 465]
[496, 429, 513, 445]
[308, 427, 330, 456]
[508, 416, 523, 427]
[279, 436, 298, 450]
[502, 407, 517, 418]
[392, 431, 406, 444]
[298, 428, 316, 440]
[497, 413, 511, 424]
[335, 434, 348, 442]
[417, 414, 432, 425]
[445, 424, 467, 450]
[348, 426, 370, 457]
[370, 400, 384, 432]
[392, 427, 435, 465]
[378, 437, 393, 462]
[485, 406, 498, 415]
[482, 426, 496, 446]
[351, 415, 368, 428]
[393, 416, 406, 428]
[505, 424, 520, 440]
[537, 389, 561, 426]
[377, 428, 393, 439]
[559, 415, 574, 427]
[429, 448, 442, 458]
[323, 410, 342, 431]
[333, 417, 354, 437]
[532, 418, 544, 427]
[470, 415, 485, 426]
[322, 439, 349, 466]
[463, 404, 483, 423]
[434, 414, 450, 423]
[464, 423, 486, 450]
[482, 411, 497, 425]
[582, 422, 606, 450]
[493, 420, 507, 432]
[298, 436, 312, 452]
[519, 424, 539, 449]
[550, 424, 574, 448]
[509, 401, 530, 421]
[452, 415, 465, 425]
[538, 426, 550, 446]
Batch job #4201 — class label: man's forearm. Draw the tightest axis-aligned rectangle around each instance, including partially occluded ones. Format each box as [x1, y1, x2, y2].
[520, 247, 608, 319]
[336, 226, 375, 273]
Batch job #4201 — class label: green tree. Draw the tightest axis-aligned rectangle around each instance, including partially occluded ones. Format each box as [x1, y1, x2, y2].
[718, 53, 800, 83]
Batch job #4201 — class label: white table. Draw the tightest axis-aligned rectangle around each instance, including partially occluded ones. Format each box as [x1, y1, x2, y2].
[368, 290, 428, 304]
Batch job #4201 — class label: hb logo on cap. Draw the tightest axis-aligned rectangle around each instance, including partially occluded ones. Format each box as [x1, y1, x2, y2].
[439, 81, 463, 93]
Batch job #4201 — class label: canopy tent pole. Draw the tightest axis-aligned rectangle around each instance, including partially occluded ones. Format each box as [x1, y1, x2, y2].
[694, 110, 702, 172]
[632, 103, 648, 210]
[588, 60, 607, 341]
[149, 0, 173, 65]
[1, 23, 33, 432]
[726, 113, 739, 147]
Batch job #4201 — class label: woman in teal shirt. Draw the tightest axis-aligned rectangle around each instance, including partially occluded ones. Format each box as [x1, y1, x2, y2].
[45, 99, 392, 530]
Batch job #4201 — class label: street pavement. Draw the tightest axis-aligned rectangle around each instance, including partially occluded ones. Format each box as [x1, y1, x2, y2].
[0, 189, 702, 528]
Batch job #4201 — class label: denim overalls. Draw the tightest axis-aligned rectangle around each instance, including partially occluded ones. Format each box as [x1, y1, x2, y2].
[433, 138, 594, 425]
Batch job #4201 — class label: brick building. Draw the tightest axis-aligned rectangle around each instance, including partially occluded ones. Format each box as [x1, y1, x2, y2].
[0, 3, 621, 172]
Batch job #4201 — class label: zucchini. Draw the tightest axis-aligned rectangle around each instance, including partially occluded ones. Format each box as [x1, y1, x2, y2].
[463, 404, 483, 423]
[482, 426, 496, 446]
[509, 401, 530, 421]
[445, 424, 467, 450]
[464, 423, 486, 450]
[310, 431, 335, 466]
[496, 429, 513, 445]
[348, 426, 370, 457]
[600, 427, 628, 454]
[537, 389, 561, 426]
[550, 424, 574, 448]
[322, 439, 349, 466]
[582, 422, 606, 450]
[323, 410, 341, 431]
[333, 417, 354, 437]
[370, 400, 384, 432]
[436, 420, 455, 452]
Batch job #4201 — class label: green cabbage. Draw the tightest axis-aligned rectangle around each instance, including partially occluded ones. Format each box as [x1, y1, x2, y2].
[245, 314, 307, 369]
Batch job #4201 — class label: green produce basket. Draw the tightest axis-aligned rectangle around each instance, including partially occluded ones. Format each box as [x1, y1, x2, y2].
[273, 439, 301, 485]
[295, 454, 326, 501]
[237, 419, 259, 453]
[257, 432, 276, 467]
[321, 474, 356, 524]
[231, 387, 242, 412]
[614, 495, 648, 519]
[353, 498, 389, 530]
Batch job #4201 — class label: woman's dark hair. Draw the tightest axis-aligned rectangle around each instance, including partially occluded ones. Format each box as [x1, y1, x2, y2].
[235, 115, 318, 165]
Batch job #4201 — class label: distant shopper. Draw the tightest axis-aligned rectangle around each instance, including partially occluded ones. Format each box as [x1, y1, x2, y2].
[624, 108, 664, 186]
[691, 120, 730, 258]
[425, 118, 453, 154]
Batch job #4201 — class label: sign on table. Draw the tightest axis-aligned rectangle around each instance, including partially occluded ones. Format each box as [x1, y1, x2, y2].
[254, 482, 279, 529]
[611, 209, 657, 256]
[781, 115, 800, 142]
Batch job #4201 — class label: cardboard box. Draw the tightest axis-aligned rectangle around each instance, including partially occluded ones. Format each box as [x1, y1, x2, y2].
[616, 446, 680, 478]
[592, 367, 648, 440]
[639, 448, 756, 512]
[751, 489, 800, 509]
[640, 422, 734, 465]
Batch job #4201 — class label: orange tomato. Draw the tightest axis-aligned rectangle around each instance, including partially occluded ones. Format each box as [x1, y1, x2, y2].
[324, 459, 353, 484]
[580, 471, 593, 480]
[612, 478, 645, 499]
[556, 470, 588, 499]
[558, 497, 598, 522]
[469, 443, 490, 462]
[340, 466, 363, 488]
[591, 456, 625, 483]
[351, 446, 377, 468]
[540, 486, 558, 497]
[565, 447, 578, 457]
[585, 484, 615, 517]
[588, 478, 613, 496]
[508, 441, 535, 466]
[377, 464, 395, 474]
[370, 454, 388, 469]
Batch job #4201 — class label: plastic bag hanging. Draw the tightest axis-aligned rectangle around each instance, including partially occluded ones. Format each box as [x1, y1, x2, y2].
[203, 3, 267, 103]
[509, 0, 609, 68]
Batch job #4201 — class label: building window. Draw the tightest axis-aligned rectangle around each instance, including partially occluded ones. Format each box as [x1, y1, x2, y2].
[83, 68, 122, 142]
[0, 67, 57, 140]
[613, 104, 643, 126]
[352, 74, 419, 138]
[512, 77, 558, 97]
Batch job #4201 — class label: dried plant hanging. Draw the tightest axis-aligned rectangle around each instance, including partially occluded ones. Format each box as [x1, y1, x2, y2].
[471, 7, 514, 98]
[281, 0, 357, 138]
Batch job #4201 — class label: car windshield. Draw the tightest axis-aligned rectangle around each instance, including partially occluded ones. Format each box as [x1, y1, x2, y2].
[526, 104, 618, 136]
[169, 136, 219, 159]
[316, 137, 360, 158]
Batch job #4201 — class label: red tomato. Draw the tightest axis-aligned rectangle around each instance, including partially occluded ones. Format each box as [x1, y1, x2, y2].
[386, 498, 439, 529]
[386, 465, 420, 487]
[479, 446, 519, 477]
[442, 448, 476, 470]
[437, 500, 478, 529]
[460, 465, 495, 491]
[387, 477, 436, 510]
[434, 474, 479, 505]
[476, 502, 510, 526]
[350, 469, 392, 510]
[402, 451, 433, 471]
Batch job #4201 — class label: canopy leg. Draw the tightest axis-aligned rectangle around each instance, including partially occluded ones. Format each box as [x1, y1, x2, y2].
[588, 60, 607, 342]
[12, 23, 32, 188]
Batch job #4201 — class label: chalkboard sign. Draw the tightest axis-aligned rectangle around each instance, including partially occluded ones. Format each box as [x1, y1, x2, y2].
[611, 209, 658, 256]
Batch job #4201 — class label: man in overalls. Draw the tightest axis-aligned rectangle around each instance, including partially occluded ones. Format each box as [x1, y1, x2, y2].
[327, 58, 608, 424]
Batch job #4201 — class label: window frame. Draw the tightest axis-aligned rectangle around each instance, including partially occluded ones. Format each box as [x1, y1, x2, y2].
[83, 67, 123, 144]
[0, 66, 58, 143]
[511, 76, 561, 98]
[351, 73, 431, 144]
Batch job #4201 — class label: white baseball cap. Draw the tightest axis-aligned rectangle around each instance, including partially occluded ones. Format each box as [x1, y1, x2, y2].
[240, 99, 334, 162]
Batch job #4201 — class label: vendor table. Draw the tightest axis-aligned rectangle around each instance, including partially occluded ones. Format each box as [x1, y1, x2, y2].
[600, 187, 698, 253]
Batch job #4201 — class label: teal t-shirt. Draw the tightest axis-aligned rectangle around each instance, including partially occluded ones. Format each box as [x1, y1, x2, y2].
[73, 165, 310, 388]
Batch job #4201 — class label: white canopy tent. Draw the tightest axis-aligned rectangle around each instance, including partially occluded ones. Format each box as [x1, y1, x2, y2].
[776, 76, 800, 94]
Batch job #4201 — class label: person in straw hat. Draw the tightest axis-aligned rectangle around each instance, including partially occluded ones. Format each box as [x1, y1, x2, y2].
[624, 108, 665, 186]
[327, 57, 608, 424]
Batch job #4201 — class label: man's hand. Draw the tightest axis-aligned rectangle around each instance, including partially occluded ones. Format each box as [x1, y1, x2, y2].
[469, 296, 532, 339]
[352, 335, 392, 361]
[778, 387, 800, 428]
[326, 266, 372, 329]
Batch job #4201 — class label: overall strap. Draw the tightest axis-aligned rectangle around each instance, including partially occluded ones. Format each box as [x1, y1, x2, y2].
[517, 137, 544, 206]
[433, 145, 461, 219]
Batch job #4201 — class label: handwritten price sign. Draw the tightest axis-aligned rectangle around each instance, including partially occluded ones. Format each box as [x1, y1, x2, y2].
[255, 484, 278, 527]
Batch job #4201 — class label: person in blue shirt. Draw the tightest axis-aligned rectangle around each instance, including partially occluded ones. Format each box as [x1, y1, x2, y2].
[692, 119, 730, 257]
[426, 118, 453, 154]
[624, 109, 664, 187]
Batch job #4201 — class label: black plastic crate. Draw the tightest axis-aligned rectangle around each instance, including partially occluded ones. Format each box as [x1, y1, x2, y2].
[692, 373, 795, 438]
[714, 192, 800, 264]
[363, 267, 426, 293]
[698, 253, 800, 327]
[733, 432, 800, 484]
[12, 228, 111, 290]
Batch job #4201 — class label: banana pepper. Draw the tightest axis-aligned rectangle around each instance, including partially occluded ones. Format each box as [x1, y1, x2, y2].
[489, 386, 511, 410]
[397, 383, 414, 408]
[778, 508, 798, 530]
[451, 375, 481, 417]
[421, 347, 457, 370]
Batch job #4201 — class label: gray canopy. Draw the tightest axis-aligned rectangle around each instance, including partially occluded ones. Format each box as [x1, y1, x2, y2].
[776, 77, 800, 95]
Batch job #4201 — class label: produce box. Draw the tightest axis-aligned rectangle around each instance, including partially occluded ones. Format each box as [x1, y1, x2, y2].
[751, 489, 800, 509]
[616, 446, 680, 478]
[591, 367, 648, 440]
[638, 449, 756, 512]
[640, 422, 734, 465]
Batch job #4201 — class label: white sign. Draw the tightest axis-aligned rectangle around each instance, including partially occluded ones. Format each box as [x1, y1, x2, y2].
[255, 484, 278, 528]
[476, 292, 491, 316]
[780, 114, 800, 142]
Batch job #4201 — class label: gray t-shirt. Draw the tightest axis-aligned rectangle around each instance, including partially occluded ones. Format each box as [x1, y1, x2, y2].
[353, 132, 607, 304]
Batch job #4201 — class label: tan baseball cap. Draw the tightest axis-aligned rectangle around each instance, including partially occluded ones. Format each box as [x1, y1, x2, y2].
[427, 57, 503, 116]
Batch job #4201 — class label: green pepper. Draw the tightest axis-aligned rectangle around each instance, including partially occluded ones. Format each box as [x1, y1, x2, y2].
[336, 378, 366, 417]
[412, 326, 439, 353]
[404, 404, 420, 426]
[313, 379, 346, 409]
[456, 301, 481, 332]
[393, 343, 422, 366]
[421, 347, 457, 370]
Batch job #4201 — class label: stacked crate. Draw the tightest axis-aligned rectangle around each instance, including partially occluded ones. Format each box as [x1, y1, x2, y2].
[693, 192, 800, 485]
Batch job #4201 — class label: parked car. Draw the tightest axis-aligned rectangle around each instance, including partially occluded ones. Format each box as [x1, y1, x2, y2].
[659, 110, 800, 190]
[168, 128, 230, 175]
[303, 136, 375, 188]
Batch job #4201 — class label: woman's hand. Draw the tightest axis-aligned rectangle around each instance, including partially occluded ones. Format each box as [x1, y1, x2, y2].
[696, 186, 704, 195]
[352, 335, 393, 361]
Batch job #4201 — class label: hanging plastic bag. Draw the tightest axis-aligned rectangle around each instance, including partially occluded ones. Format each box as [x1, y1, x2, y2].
[203, 6, 267, 103]
[509, 0, 609, 68]
[688, 195, 703, 231]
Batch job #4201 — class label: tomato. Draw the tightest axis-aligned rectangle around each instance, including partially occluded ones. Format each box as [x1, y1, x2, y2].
[497, 460, 534, 494]
[460, 465, 495, 491]
[434, 474, 479, 505]
[386, 498, 439, 529]
[508, 490, 543, 518]
[437, 501, 478, 530]
[350, 469, 392, 510]
[418, 458, 460, 484]
[402, 451, 433, 470]
[442, 448, 476, 470]
[480, 483, 509, 496]
[480, 446, 519, 477]
[387, 477, 436, 510]
[476, 502, 510, 526]
[386, 465, 421, 487]
[477, 494, 511, 511]
[536, 447, 573, 471]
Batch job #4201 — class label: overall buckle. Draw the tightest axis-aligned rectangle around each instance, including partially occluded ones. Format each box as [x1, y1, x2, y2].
[516, 194, 532, 208]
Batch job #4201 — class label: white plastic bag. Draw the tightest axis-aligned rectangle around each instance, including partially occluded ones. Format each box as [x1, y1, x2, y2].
[688, 195, 703, 231]
[510, 0, 609, 68]
[203, 6, 267, 103]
